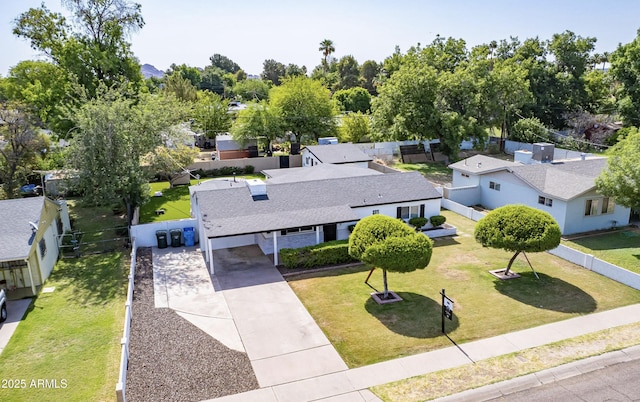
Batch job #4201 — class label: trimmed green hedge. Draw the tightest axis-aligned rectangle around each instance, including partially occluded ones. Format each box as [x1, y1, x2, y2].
[430, 215, 447, 227]
[193, 165, 254, 178]
[280, 240, 358, 269]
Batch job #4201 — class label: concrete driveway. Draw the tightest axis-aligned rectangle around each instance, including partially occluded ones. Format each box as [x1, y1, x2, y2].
[0, 298, 32, 355]
[152, 245, 347, 388]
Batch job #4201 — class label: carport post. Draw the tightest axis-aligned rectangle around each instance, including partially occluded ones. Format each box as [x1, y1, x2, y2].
[273, 231, 278, 266]
[208, 239, 214, 274]
[315, 226, 320, 245]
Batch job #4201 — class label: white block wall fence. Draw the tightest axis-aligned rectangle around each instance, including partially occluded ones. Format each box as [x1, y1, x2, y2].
[115, 238, 137, 402]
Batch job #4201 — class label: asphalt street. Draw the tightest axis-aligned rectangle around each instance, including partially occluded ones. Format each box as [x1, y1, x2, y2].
[490, 359, 640, 401]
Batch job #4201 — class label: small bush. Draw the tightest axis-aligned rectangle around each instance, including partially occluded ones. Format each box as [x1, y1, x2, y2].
[430, 215, 446, 227]
[408, 217, 428, 230]
[244, 165, 255, 174]
[487, 143, 500, 154]
[280, 240, 358, 269]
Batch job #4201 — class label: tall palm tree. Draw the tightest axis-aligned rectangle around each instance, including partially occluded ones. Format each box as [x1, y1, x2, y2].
[319, 39, 335, 70]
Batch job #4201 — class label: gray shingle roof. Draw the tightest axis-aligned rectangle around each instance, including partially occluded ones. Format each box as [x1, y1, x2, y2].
[262, 164, 381, 184]
[196, 171, 441, 238]
[510, 158, 608, 200]
[304, 143, 373, 164]
[0, 197, 44, 261]
[448, 155, 520, 174]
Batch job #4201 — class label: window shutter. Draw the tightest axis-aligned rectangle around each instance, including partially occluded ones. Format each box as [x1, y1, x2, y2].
[396, 207, 402, 219]
[420, 204, 425, 218]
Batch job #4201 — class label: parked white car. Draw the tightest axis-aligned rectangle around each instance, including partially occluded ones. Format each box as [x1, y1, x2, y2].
[0, 289, 6, 323]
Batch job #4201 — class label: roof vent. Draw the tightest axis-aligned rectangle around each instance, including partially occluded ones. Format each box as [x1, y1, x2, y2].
[246, 179, 268, 201]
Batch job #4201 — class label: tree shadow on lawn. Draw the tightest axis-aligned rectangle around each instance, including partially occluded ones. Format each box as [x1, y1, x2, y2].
[431, 237, 461, 247]
[365, 292, 459, 338]
[494, 271, 597, 313]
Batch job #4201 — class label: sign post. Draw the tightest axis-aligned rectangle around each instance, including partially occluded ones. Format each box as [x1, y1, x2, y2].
[440, 288, 454, 334]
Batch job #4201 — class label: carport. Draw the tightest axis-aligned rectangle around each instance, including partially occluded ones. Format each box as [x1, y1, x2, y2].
[198, 204, 358, 274]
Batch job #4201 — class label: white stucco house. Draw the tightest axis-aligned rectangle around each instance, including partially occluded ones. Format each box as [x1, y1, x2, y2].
[190, 166, 442, 272]
[301, 143, 373, 168]
[446, 151, 629, 235]
[0, 197, 71, 296]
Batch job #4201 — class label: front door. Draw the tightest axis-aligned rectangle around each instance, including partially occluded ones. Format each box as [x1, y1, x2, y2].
[322, 224, 337, 242]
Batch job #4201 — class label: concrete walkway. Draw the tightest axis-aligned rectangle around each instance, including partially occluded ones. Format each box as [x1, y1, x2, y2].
[151, 246, 640, 401]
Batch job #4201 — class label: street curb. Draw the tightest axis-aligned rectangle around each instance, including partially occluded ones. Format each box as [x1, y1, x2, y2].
[433, 344, 640, 401]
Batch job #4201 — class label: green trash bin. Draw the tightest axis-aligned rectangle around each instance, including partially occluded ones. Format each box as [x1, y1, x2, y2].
[170, 229, 182, 247]
[156, 230, 168, 249]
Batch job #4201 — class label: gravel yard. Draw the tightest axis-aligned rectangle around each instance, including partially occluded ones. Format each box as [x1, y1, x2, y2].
[126, 248, 259, 402]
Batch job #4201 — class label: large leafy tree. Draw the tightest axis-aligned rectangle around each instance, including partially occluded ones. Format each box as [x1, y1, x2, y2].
[269, 76, 337, 143]
[231, 101, 283, 153]
[166, 63, 202, 88]
[191, 91, 232, 138]
[13, 0, 144, 99]
[261, 59, 286, 86]
[233, 79, 271, 102]
[595, 128, 640, 211]
[335, 55, 361, 90]
[349, 214, 433, 299]
[360, 60, 380, 95]
[610, 29, 640, 126]
[333, 87, 371, 113]
[69, 88, 188, 224]
[474, 205, 561, 275]
[338, 112, 370, 143]
[209, 54, 241, 74]
[371, 63, 438, 142]
[0, 103, 47, 198]
[0, 60, 72, 132]
[164, 73, 198, 102]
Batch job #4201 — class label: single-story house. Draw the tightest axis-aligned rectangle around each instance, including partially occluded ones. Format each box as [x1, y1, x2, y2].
[301, 143, 373, 168]
[447, 151, 630, 235]
[0, 197, 71, 296]
[262, 163, 382, 183]
[190, 170, 442, 272]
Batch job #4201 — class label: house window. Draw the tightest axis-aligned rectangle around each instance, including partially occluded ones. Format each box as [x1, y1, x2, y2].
[585, 197, 615, 216]
[400, 206, 420, 219]
[538, 196, 553, 207]
[281, 226, 315, 235]
[39, 238, 47, 258]
[489, 181, 500, 191]
[372, 209, 379, 215]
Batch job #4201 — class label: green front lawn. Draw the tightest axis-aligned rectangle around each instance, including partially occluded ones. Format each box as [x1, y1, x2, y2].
[0, 202, 128, 401]
[287, 211, 640, 367]
[562, 228, 640, 274]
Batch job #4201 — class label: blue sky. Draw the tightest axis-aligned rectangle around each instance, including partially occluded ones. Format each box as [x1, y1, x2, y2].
[2, 0, 640, 76]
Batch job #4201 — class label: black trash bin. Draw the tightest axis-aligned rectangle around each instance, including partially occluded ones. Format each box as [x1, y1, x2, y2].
[156, 230, 168, 249]
[170, 229, 182, 247]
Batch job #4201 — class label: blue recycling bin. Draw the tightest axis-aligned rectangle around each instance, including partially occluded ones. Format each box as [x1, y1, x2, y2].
[183, 227, 195, 247]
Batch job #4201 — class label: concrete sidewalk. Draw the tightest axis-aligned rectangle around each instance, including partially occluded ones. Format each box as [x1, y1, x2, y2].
[0, 298, 32, 355]
[207, 304, 640, 402]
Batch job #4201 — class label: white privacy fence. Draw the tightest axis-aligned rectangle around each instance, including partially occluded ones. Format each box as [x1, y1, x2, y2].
[548, 244, 640, 290]
[115, 239, 137, 402]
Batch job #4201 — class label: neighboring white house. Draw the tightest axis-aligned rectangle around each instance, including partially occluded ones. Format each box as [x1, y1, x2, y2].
[301, 143, 373, 168]
[190, 170, 442, 272]
[447, 151, 630, 235]
[0, 197, 71, 296]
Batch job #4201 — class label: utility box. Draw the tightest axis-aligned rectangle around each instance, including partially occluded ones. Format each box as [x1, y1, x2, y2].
[532, 143, 554, 163]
